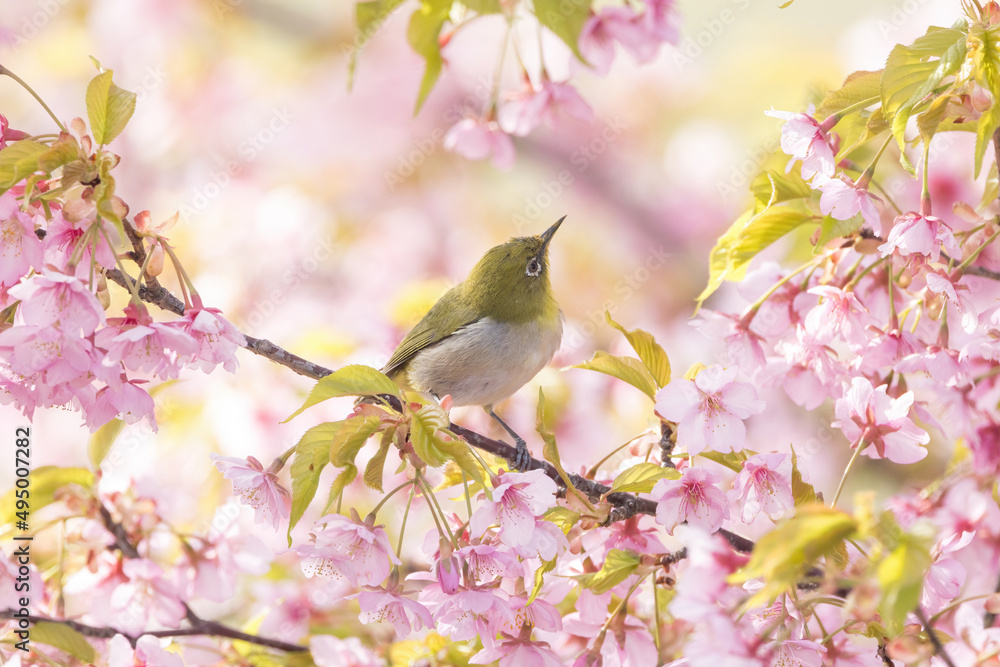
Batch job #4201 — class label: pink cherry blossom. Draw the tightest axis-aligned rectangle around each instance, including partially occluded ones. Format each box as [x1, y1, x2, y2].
[654, 365, 765, 456]
[895, 345, 969, 388]
[471, 633, 563, 667]
[310, 635, 382, 667]
[728, 453, 794, 523]
[8, 269, 106, 335]
[803, 285, 869, 348]
[512, 517, 569, 560]
[183, 510, 272, 603]
[0, 192, 42, 289]
[969, 422, 1000, 474]
[211, 454, 291, 530]
[296, 513, 400, 587]
[765, 106, 837, 180]
[925, 271, 978, 334]
[774, 327, 847, 410]
[435, 553, 461, 595]
[578, 7, 645, 75]
[433, 586, 513, 648]
[579, 515, 664, 565]
[681, 614, 763, 665]
[691, 310, 767, 375]
[595, 615, 659, 667]
[860, 327, 921, 375]
[470, 469, 558, 547]
[578, 0, 678, 75]
[174, 303, 247, 374]
[357, 587, 433, 637]
[499, 79, 593, 137]
[82, 376, 157, 432]
[878, 211, 960, 263]
[832, 377, 929, 464]
[95, 305, 199, 378]
[921, 554, 966, 614]
[503, 596, 562, 635]
[0, 325, 95, 419]
[110, 559, 186, 635]
[817, 174, 884, 235]
[766, 639, 825, 667]
[443, 118, 515, 170]
[458, 543, 521, 583]
[109, 634, 183, 667]
[652, 467, 730, 534]
[42, 208, 117, 275]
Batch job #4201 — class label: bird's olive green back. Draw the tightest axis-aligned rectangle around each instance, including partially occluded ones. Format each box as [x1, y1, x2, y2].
[380, 285, 481, 378]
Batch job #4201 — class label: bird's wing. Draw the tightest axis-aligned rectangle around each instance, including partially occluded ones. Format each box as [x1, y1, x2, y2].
[381, 286, 480, 377]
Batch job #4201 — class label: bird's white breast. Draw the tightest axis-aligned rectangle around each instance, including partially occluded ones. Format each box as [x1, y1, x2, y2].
[405, 315, 563, 408]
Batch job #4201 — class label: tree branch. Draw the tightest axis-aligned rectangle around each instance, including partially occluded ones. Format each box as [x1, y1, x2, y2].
[0, 610, 306, 654]
[105, 261, 762, 553]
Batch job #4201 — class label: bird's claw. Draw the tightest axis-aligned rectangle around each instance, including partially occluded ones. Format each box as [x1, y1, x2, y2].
[511, 438, 531, 472]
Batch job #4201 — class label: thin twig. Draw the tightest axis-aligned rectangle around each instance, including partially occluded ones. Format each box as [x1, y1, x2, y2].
[916, 606, 956, 667]
[98, 505, 139, 559]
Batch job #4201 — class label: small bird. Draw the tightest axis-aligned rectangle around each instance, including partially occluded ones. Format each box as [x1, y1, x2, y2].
[381, 217, 565, 471]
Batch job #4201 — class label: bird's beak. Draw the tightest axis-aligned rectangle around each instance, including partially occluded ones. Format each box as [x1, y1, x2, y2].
[539, 216, 565, 249]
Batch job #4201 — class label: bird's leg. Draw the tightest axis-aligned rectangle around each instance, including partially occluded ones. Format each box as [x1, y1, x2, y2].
[486, 407, 531, 472]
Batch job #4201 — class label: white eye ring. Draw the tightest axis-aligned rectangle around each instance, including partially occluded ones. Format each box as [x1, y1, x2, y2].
[526, 258, 542, 276]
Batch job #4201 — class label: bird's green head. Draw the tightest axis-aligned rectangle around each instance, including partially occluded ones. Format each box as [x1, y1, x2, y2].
[463, 217, 564, 323]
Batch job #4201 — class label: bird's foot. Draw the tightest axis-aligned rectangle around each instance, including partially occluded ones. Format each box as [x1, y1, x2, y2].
[511, 437, 531, 472]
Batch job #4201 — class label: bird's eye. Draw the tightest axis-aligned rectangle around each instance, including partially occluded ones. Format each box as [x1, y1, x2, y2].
[525, 257, 542, 277]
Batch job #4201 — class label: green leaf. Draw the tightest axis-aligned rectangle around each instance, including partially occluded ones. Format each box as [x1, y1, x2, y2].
[916, 91, 951, 143]
[697, 201, 816, 309]
[286, 422, 340, 543]
[407, 0, 451, 114]
[815, 213, 863, 249]
[572, 351, 658, 399]
[576, 549, 642, 594]
[284, 365, 399, 422]
[877, 526, 934, 635]
[88, 418, 124, 468]
[30, 622, 96, 663]
[411, 402, 451, 467]
[730, 503, 858, 605]
[816, 70, 883, 117]
[351, 0, 406, 87]
[364, 430, 394, 492]
[85, 69, 137, 145]
[323, 464, 359, 514]
[0, 140, 48, 191]
[749, 169, 812, 213]
[611, 462, 679, 493]
[331, 415, 383, 467]
[882, 25, 966, 168]
[537, 388, 588, 506]
[0, 467, 95, 520]
[881, 24, 968, 119]
[790, 445, 818, 507]
[461, 0, 502, 12]
[544, 506, 581, 533]
[534, 0, 592, 61]
[700, 449, 751, 473]
[969, 23, 1000, 176]
[528, 557, 557, 604]
[37, 133, 81, 173]
[604, 311, 671, 388]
